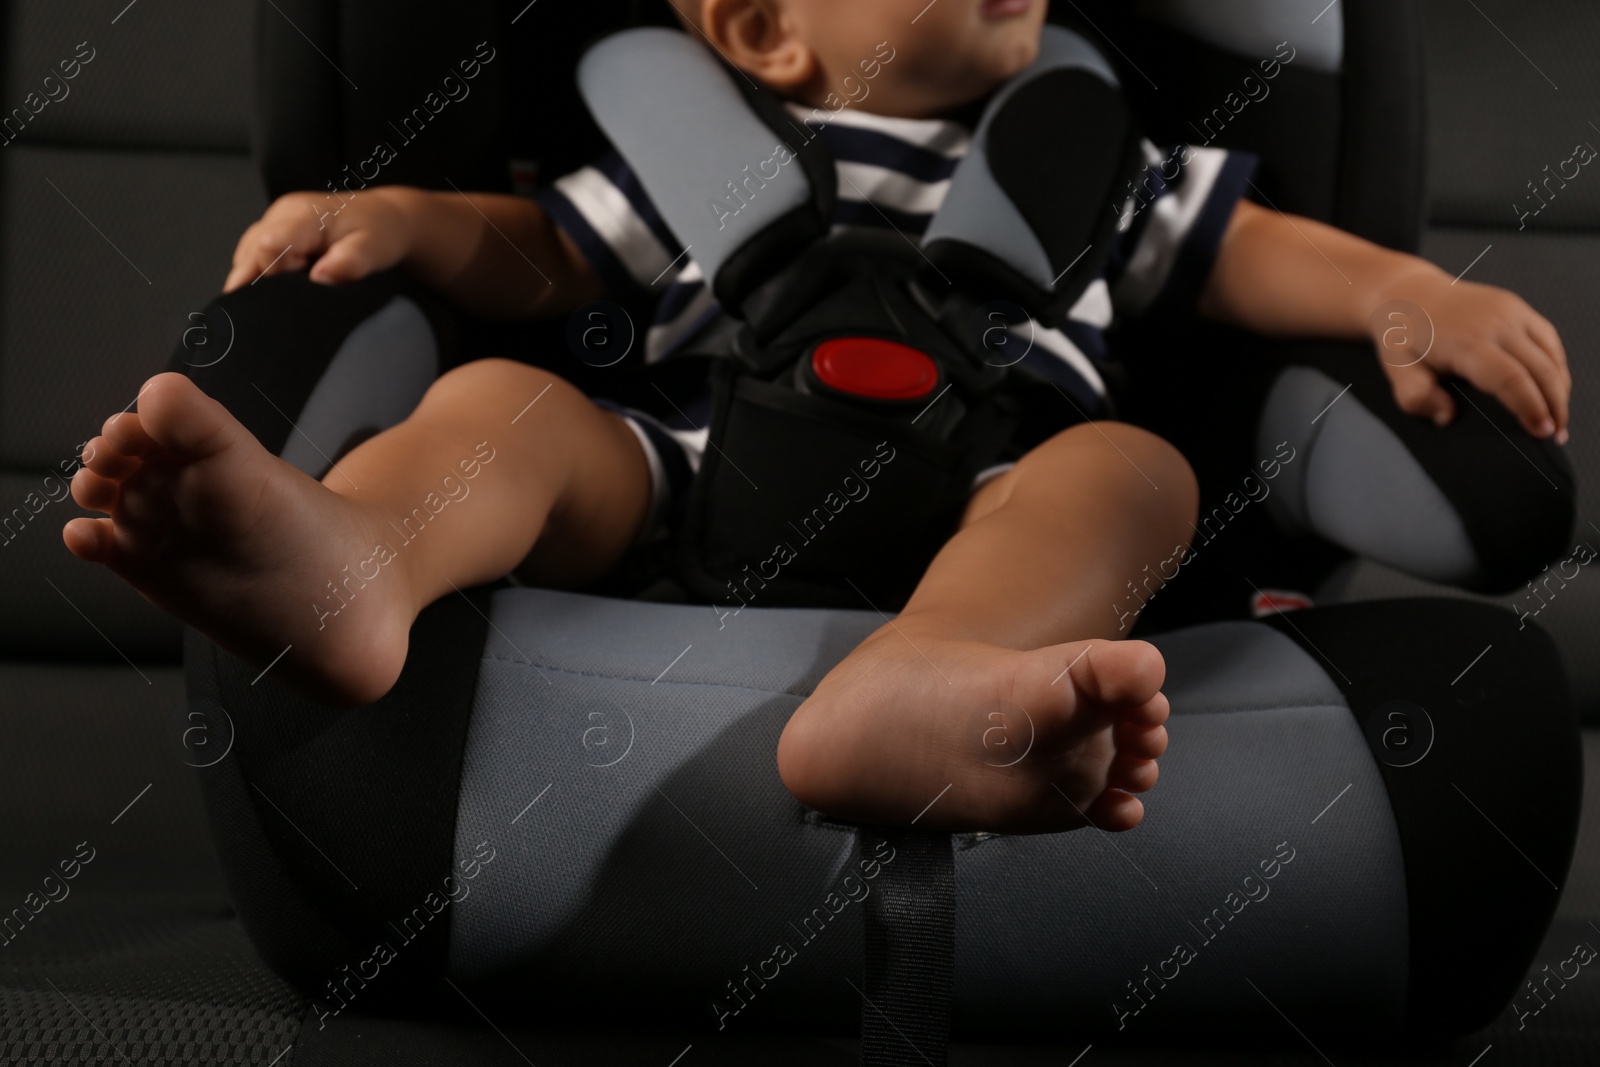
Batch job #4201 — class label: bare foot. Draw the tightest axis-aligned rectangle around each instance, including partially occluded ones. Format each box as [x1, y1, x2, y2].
[63, 373, 417, 707]
[776, 626, 1169, 833]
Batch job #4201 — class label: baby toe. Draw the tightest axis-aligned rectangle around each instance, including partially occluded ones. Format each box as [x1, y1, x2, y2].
[135, 372, 240, 461]
[1086, 789, 1144, 832]
[102, 410, 158, 458]
[71, 467, 120, 512]
[1109, 753, 1159, 794]
[1117, 720, 1168, 760]
[1076, 640, 1166, 707]
[1123, 691, 1170, 728]
[62, 516, 118, 563]
[81, 435, 141, 479]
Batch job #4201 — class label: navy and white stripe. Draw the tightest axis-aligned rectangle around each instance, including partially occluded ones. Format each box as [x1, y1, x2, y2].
[537, 101, 1257, 409]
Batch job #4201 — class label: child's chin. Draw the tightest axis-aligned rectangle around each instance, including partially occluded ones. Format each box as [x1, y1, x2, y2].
[992, 33, 1041, 79]
[923, 38, 1041, 110]
[979, 43, 1043, 86]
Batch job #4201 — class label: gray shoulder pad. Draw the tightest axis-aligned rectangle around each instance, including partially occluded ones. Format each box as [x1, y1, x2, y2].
[577, 28, 816, 291]
[922, 25, 1130, 313]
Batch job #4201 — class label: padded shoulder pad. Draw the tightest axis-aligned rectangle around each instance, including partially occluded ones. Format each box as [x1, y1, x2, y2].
[577, 28, 832, 308]
[922, 25, 1141, 323]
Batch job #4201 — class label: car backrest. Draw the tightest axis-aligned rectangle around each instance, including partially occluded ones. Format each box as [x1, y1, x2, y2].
[0, 0, 262, 663]
[256, 0, 654, 202]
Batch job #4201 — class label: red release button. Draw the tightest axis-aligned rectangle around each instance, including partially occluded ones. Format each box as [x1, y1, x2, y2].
[810, 338, 939, 401]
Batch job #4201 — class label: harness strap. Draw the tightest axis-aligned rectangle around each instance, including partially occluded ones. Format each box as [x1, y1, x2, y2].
[859, 828, 955, 1067]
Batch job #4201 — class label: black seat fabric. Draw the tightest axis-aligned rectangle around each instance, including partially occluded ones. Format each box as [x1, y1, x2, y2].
[254, 0, 508, 199]
[0, 0, 289, 1061]
[1065, 0, 1426, 251]
[0, 0, 261, 660]
[1340, 0, 1600, 722]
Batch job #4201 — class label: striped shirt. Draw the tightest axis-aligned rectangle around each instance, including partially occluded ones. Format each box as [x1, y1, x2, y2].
[537, 101, 1257, 415]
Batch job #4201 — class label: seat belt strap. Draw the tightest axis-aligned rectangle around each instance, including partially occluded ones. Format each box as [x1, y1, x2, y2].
[859, 827, 955, 1067]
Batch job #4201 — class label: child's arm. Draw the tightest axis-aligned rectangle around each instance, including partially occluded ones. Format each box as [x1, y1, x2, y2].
[1196, 199, 1570, 443]
[222, 187, 604, 319]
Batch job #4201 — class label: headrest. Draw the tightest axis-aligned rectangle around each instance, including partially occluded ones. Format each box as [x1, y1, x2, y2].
[1136, 0, 1343, 74]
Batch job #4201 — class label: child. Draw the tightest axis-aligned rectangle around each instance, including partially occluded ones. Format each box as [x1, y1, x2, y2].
[66, 0, 1567, 836]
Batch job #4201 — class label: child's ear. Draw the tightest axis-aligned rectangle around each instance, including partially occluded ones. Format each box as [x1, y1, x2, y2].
[702, 0, 816, 91]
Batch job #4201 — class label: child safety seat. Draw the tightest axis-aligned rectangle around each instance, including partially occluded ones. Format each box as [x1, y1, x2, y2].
[169, 5, 1583, 1067]
[576, 26, 1144, 609]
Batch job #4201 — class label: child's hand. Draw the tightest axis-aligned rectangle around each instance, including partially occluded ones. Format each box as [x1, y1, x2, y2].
[222, 188, 417, 292]
[1374, 277, 1570, 443]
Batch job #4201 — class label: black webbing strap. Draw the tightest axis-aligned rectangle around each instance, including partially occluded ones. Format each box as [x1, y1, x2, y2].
[859, 827, 955, 1067]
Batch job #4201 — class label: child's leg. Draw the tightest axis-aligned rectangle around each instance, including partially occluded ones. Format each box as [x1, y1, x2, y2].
[777, 422, 1198, 834]
[63, 360, 652, 707]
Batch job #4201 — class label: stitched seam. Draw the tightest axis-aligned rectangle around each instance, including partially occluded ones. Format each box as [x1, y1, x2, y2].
[1173, 700, 1350, 715]
[482, 654, 1348, 714]
[481, 653, 815, 700]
